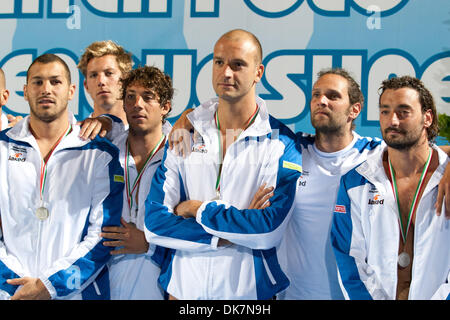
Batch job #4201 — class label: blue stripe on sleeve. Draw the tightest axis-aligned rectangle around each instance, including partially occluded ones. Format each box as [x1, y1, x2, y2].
[253, 248, 289, 299]
[353, 137, 382, 153]
[200, 117, 301, 235]
[145, 144, 213, 245]
[48, 137, 123, 298]
[0, 260, 20, 296]
[331, 170, 373, 300]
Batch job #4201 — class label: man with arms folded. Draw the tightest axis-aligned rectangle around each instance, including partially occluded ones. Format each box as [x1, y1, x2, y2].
[144, 29, 302, 300]
[331, 76, 449, 300]
[0, 53, 123, 300]
[100, 66, 172, 299]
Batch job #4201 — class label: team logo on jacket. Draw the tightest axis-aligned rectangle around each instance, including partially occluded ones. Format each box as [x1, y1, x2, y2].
[192, 134, 207, 153]
[368, 194, 384, 205]
[334, 205, 346, 214]
[298, 175, 307, 187]
[8, 145, 27, 162]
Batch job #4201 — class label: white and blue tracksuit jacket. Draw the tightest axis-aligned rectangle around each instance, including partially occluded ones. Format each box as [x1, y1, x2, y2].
[144, 97, 302, 299]
[331, 146, 450, 300]
[107, 122, 172, 300]
[277, 132, 383, 300]
[0, 115, 124, 299]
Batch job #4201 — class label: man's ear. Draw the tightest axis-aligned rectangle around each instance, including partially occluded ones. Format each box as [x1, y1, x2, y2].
[349, 102, 362, 121]
[0, 89, 9, 106]
[423, 109, 433, 128]
[161, 101, 171, 118]
[254, 63, 264, 84]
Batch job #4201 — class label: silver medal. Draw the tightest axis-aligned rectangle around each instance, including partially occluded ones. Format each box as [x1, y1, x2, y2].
[212, 190, 220, 201]
[36, 206, 49, 221]
[398, 251, 410, 268]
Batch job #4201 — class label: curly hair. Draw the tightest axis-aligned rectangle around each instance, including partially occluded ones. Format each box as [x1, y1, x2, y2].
[378, 75, 438, 143]
[121, 66, 173, 122]
[77, 40, 132, 77]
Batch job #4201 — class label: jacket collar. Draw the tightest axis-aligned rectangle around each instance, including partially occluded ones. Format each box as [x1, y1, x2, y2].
[6, 112, 89, 150]
[186, 96, 272, 139]
[357, 144, 448, 196]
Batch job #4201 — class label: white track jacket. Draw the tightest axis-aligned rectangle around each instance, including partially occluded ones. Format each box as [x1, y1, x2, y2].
[144, 97, 302, 300]
[107, 122, 172, 300]
[331, 146, 450, 300]
[0, 116, 124, 299]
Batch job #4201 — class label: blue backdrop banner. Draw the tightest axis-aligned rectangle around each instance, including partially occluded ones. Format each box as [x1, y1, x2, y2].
[0, 0, 448, 142]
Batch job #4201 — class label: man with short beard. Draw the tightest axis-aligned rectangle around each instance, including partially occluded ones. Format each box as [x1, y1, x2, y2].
[331, 76, 449, 300]
[0, 53, 123, 300]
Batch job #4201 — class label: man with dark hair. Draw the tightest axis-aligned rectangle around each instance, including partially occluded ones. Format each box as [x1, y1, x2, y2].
[100, 66, 172, 299]
[331, 76, 449, 300]
[0, 53, 123, 300]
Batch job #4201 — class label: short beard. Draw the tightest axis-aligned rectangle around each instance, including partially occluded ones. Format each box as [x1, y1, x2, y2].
[30, 106, 66, 123]
[129, 125, 150, 137]
[382, 128, 423, 151]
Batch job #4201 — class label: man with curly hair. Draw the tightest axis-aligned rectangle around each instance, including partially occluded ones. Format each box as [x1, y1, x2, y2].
[331, 76, 449, 300]
[100, 66, 172, 299]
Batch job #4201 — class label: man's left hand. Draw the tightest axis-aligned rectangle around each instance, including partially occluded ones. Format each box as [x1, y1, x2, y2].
[7, 277, 51, 300]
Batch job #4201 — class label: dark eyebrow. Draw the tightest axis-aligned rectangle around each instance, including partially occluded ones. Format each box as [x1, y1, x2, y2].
[30, 75, 62, 80]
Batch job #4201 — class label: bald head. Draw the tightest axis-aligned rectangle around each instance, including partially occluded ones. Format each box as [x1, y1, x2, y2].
[0, 68, 5, 90]
[216, 29, 263, 65]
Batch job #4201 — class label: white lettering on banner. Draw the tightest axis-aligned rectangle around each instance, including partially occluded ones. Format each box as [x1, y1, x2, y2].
[245, 0, 407, 17]
[22, 0, 40, 14]
[194, 0, 216, 12]
[0, 0, 407, 18]
[83, 0, 170, 15]
[1, 52, 34, 114]
[353, 0, 404, 12]
[52, 0, 72, 13]
[1, 49, 448, 122]
[420, 56, 450, 115]
[311, 0, 346, 11]
[85, 0, 117, 13]
[263, 54, 307, 119]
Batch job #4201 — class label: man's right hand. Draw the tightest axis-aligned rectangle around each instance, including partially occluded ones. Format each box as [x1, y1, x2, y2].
[249, 183, 274, 210]
[77, 116, 113, 140]
[169, 108, 195, 157]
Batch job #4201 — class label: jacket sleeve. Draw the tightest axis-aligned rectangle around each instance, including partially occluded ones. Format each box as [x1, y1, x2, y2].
[431, 269, 450, 300]
[331, 172, 390, 300]
[144, 144, 219, 252]
[39, 143, 124, 299]
[195, 132, 302, 250]
[0, 231, 27, 297]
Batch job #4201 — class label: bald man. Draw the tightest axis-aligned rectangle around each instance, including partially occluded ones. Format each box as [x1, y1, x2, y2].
[144, 29, 302, 299]
[0, 69, 23, 130]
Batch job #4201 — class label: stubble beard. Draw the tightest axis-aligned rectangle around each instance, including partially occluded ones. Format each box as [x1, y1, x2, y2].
[30, 103, 67, 123]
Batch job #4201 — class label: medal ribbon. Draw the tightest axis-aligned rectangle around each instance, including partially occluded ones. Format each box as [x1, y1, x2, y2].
[388, 148, 432, 244]
[124, 134, 166, 212]
[214, 104, 259, 194]
[39, 125, 72, 202]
